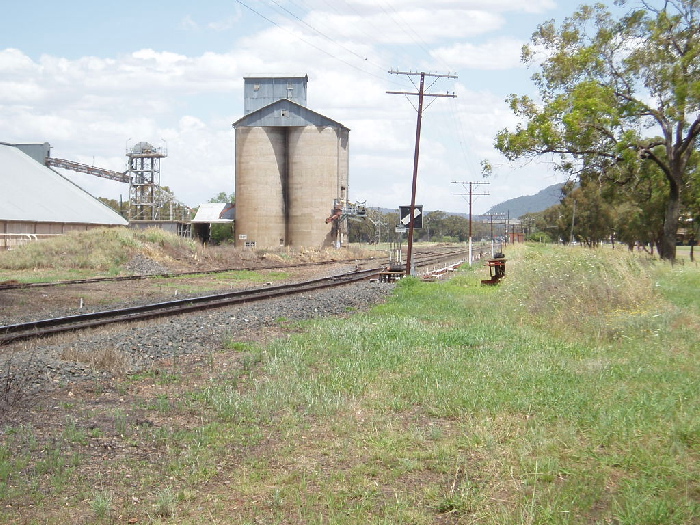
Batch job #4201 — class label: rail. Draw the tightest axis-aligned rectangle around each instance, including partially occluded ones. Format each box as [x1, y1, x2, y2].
[0, 246, 486, 345]
[0, 269, 380, 345]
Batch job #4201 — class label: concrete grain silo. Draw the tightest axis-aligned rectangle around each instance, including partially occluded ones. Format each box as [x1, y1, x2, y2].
[232, 76, 350, 249]
[235, 127, 288, 248]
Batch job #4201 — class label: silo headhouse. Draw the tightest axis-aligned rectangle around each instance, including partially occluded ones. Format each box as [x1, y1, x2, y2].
[232, 76, 350, 249]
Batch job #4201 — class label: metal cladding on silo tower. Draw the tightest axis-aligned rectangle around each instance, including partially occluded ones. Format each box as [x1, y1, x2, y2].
[243, 76, 308, 115]
[232, 76, 350, 249]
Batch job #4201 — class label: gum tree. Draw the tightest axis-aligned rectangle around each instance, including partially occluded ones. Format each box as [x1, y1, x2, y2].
[495, 0, 700, 260]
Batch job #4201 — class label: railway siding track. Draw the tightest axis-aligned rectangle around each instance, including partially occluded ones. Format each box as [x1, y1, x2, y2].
[0, 269, 380, 345]
[0, 257, 355, 291]
[0, 246, 479, 346]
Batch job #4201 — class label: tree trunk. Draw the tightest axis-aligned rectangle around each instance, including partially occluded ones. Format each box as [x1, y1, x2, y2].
[659, 177, 681, 261]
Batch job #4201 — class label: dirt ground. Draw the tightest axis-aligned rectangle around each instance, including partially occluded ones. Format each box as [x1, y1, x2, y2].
[0, 246, 389, 524]
[0, 243, 382, 324]
[1, 337, 294, 524]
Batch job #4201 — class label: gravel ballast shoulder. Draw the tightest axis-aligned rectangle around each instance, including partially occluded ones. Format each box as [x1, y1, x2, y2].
[0, 280, 395, 400]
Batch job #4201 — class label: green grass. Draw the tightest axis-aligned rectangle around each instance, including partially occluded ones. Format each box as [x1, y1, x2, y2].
[0, 243, 698, 523]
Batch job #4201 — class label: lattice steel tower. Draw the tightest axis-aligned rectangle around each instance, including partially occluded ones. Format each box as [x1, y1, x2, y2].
[127, 141, 167, 221]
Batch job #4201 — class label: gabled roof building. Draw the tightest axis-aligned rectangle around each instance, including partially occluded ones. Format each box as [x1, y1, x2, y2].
[0, 142, 127, 249]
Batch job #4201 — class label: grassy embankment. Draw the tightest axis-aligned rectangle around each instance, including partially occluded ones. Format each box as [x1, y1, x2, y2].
[0, 241, 698, 524]
[0, 227, 377, 285]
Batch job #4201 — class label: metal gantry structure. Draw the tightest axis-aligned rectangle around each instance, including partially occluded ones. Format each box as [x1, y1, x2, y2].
[325, 198, 367, 247]
[126, 141, 167, 221]
[45, 141, 186, 223]
[44, 157, 129, 183]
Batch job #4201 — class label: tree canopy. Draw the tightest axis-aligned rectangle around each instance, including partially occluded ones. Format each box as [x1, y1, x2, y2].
[495, 0, 700, 259]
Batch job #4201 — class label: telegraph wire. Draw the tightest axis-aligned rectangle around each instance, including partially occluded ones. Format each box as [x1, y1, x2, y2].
[318, 0, 390, 47]
[233, 0, 409, 87]
[265, 0, 404, 88]
[376, 0, 435, 61]
[232, 0, 383, 81]
[450, 97, 478, 168]
[267, 0, 378, 68]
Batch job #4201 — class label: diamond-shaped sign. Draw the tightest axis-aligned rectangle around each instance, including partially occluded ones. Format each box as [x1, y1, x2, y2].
[399, 205, 423, 229]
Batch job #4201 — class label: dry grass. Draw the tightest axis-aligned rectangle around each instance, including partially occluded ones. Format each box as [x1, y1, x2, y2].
[502, 244, 656, 342]
[0, 228, 379, 281]
[61, 346, 130, 377]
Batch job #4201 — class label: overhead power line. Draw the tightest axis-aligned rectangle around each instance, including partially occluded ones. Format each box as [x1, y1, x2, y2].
[233, 0, 394, 84]
[452, 181, 490, 265]
[267, 0, 372, 65]
[233, 0, 376, 78]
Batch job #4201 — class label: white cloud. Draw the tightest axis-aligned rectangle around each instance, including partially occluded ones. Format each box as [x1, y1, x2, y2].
[208, 16, 240, 32]
[180, 15, 199, 31]
[306, 0, 556, 15]
[0, 48, 36, 72]
[0, 1, 565, 214]
[305, 10, 504, 45]
[431, 37, 526, 70]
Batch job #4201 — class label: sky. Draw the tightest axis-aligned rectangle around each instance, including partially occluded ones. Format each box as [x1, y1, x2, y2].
[1, 0, 592, 215]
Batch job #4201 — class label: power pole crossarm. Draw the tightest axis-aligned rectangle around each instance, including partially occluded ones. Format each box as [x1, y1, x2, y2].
[452, 181, 489, 265]
[388, 70, 458, 79]
[386, 91, 456, 98]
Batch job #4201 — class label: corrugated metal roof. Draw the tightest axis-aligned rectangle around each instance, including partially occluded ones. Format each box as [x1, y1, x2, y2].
[0, 144, 128, 225]
[191, 203, 235, 223]
[232, 99, 349, 131]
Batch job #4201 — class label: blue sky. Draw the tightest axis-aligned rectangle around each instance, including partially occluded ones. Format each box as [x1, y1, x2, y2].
[1, 0, 600, 214]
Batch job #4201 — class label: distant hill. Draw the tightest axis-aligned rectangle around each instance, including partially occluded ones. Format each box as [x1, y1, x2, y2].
[366, 183, 565, 219]
[486, 183, 564, 218]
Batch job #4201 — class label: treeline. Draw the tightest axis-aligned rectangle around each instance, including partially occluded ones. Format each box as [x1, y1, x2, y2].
[347, 209, 500, 244]
[520, 172, 700, 251]
[492, 0, 700, 260]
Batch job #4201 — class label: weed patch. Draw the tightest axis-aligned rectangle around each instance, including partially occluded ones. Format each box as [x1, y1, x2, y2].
[1, 245, 698, 524]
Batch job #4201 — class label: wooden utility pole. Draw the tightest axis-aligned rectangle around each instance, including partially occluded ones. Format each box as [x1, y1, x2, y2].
[452, 181, 489, 265]
[486, 212, 506, 257]
[387, 70, 457, 275]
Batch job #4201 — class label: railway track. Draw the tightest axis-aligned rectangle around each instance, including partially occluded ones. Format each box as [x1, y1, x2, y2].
[0, 246, 476, 291]
[0, 258, 358, 291]
[0, 250, 478, 345]
[0, 246, 483, 346]
[0, 268, 380, 345]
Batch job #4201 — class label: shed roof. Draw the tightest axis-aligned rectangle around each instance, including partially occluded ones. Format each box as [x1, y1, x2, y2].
[232, 99, 349, 130]
[191, 203, 235, 224]
[0, 143, 128, 225]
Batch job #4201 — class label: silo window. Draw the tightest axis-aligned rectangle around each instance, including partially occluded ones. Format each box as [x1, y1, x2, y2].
[281, 110, 289, 118]
[254, 84, 260, 91]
